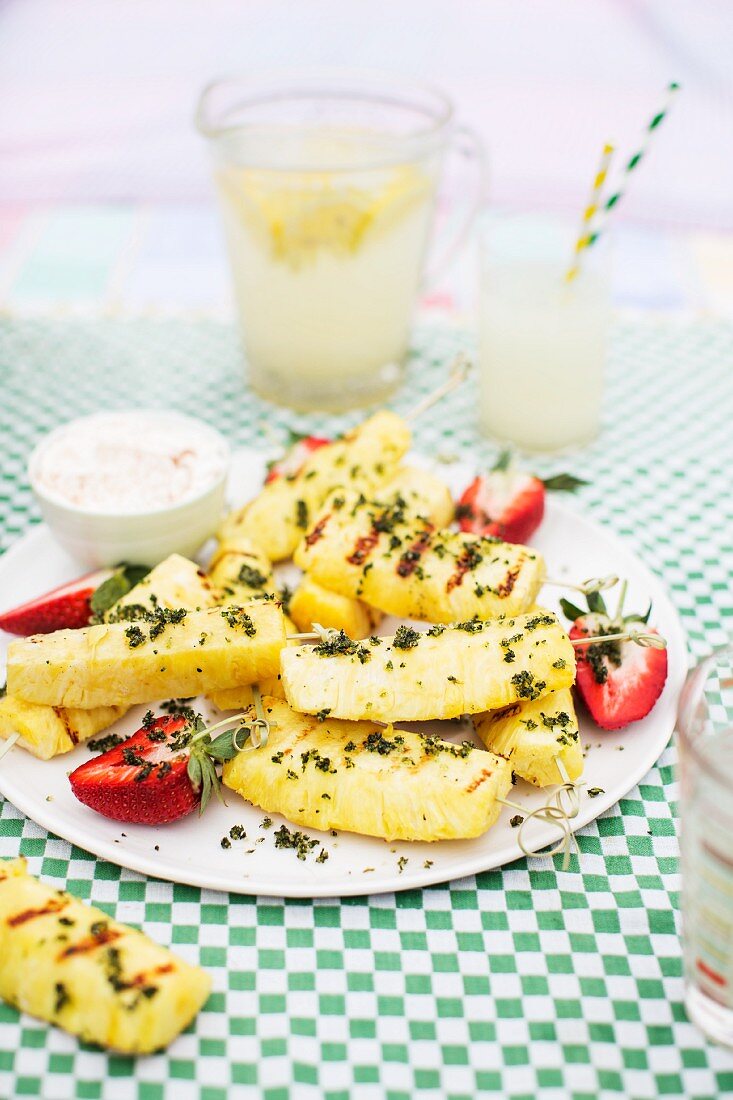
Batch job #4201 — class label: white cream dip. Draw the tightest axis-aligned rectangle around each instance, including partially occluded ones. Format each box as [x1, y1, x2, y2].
[30, 411, 230, 514]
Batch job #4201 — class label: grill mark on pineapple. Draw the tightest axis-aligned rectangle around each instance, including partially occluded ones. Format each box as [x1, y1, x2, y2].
[446, 546, 481, 593]
[53, 706, 79, 746]
[396, 526, 433, 578]
[465, 768, 495, 794]
[491, 703, 522, 722]
[7, 896, 69, 926]
[305, 514, 331, 547]
[58, 927, 123, 960]
[347, 528, 380, 566]
[127, 961, 175, 988]
[495, 566, 521, 598]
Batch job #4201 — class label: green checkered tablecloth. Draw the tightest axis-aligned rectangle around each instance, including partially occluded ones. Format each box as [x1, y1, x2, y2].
[1, 314, 733, 1099]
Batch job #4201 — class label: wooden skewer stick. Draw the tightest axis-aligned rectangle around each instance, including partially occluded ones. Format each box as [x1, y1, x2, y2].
[287, 623, 340, 644]
[543, 574, 619, 596]
[248, 684, 269, 749]
[497, 794, 575, 871]
[0, 732, 20, 763]
[405, 352, 471, 424]
[571, 629, 667, 650]
[554, 757, 582, 820]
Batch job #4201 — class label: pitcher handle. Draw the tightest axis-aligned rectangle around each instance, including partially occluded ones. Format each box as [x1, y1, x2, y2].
[421, 125, 486, 291]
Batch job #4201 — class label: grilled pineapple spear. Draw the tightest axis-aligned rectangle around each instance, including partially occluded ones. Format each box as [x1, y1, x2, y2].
[220, 409, 411, 561]
[0, 554, 217, 759]
[0, 858, 210, 1054]
[281, 610, 575, 723]
[294, 489, 544, 623]
[473, 688, 584, 787]
[223, 698, 512, 842]
[7, 602, 285, 709]
[206, 534, 288, 709]
[289, 466, 453, 638]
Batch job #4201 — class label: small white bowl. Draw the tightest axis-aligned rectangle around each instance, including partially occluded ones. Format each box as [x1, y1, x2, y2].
[28, 412, 231, 568]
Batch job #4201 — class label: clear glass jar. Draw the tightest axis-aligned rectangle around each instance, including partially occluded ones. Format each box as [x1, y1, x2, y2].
[677, 646, 733, 1048]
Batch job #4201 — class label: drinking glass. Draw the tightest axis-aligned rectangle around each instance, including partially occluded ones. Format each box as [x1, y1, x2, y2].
[677, 646, 733, 1048]
[197, 72, 483, 411]
[478, 214, 610, 452]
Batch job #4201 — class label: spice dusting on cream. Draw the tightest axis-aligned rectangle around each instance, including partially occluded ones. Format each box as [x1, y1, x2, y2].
[31, 412, 229, 513]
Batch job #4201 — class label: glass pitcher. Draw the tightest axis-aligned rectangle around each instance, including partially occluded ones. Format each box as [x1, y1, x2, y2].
[197, 72, 483, 411]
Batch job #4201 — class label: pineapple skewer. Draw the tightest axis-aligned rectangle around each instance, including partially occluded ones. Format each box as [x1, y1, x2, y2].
[7, 603, 286, 709]
[220, 409, 411, 562]
[218, 353, 468, 564]
[288, 465, 454, 640]
[223, 696, 511, 842]
[0, 554, 218, 760]
[206, 533, 292, 711]
[472, 688, 583, 788]
[294, 490, 545, 624]
[281, 610, 575, 723]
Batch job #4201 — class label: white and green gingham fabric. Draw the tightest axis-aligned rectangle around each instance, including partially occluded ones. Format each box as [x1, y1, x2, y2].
[1, 314, 732, 1099]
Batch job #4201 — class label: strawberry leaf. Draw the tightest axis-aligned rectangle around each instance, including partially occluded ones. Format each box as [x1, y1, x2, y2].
[560, 598, 586, 622]
[187, 753, 203, 791]
[199, 757, 215, 815]
[207, 729, 242, 761]
[91, 564, 150, 619]
[625, 602, 652, 626]
[587, 595, 607, 616]
[491, 448, 513, 473]
[542, 473, 589, 492]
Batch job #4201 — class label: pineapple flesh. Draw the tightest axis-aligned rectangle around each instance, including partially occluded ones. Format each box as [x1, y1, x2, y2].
[209, 674, 287, 712]
[219, 409, 411, 561]
[377, 464, 455, 529]
[208, 536, 274, 604]
[289, 576, 381, 641]
[0, 858, 211, 1054]
[110, 554, 215, 616]
[223, 698, 512, 842]
[0, 554, 218, 759]
[281, 610, 574, 723]
[0, 698, 126, 762]
[294, 490, 545, 623]
[7, 603, 286, 709]
[473, 688, 584, 787]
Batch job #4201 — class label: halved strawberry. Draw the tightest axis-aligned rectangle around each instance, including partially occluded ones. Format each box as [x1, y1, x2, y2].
[561, 585, 668, 731]
[0, 570, 109, 636]
[0, 564, 149, 637]
[69, 709, 246, 825]
[456, 451, 587, 545]
[265, 434, 330, 484]
[70, 714, 199, 825]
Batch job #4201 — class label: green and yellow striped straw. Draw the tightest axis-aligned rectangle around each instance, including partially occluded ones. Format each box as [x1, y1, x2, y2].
[565, 141, 615, 283]
[566, 80, 681, 280]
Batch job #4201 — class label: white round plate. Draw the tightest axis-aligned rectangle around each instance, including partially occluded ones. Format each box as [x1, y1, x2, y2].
[0, 449, 686, 897]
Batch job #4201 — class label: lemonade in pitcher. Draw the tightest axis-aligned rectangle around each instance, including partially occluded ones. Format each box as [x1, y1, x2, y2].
[215, 131, 437, 408]
[197, 74, 482, 410]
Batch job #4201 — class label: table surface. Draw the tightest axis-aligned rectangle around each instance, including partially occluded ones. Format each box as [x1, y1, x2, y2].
[0, 305, 733, 1098]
